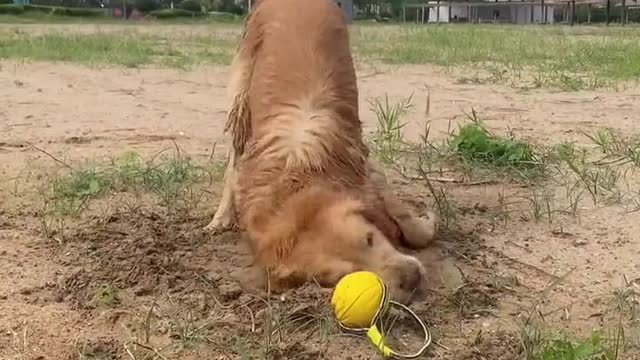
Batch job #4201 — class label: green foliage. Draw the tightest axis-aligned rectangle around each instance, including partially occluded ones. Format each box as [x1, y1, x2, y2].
[571, 5, 640, 23]
[149, 7, 196, 18]
[142, 156, 202, 207]
[13, 4, 106, 16]
[212, 0, 242, 15]
[368, 94, 412, 165]
[0, 0, 15, 4]
[96, 286, 120, 306]
[45, 151, 222, 219]
[525, 328, 621, 360]
[0, 31, 234, 67]
[0, 4, 25, 14]
[387, 0, 403, 18]
[23, 4, 52, 13]
[450, 117, 540, 174]
[64, 6, 105, 16]
[51, 167, 114, 217]
[134, 0, 159, 13]
[176, 0, 201, 12]
[584, 128, 640, 166]
[352, 25, 640, 90]
[208, 10, 240, 22]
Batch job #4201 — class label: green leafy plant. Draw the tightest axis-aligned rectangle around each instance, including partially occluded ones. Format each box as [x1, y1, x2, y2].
[449, 113, 542, 181]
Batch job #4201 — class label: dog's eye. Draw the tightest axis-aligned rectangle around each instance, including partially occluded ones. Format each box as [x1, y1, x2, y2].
[365, 232, 374, 247]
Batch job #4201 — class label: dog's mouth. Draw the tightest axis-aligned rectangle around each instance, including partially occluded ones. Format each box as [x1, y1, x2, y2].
[377, 258, 427, 305]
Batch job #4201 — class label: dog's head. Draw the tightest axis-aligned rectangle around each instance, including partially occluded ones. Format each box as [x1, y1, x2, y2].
[251, 188, 427, 304]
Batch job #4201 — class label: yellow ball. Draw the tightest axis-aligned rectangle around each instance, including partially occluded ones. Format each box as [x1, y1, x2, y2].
[331, 271, 388, 329]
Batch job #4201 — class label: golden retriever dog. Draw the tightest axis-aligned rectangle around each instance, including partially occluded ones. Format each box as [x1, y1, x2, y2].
[205, 0, 437, 303]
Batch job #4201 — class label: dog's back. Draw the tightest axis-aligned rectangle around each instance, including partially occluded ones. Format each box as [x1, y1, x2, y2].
[240, 0, 367, 175]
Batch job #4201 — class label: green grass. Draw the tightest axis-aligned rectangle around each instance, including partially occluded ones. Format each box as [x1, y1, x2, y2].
[0, 13, 120, 23]
[0, 23, 639, 87]
[38, 150, 224, 238]
[449, 116, 543, 179]
[0, 29, 235, 67]
[366, 93, 640, 230]
[368, 93, 413, 165]
[0, 8, 244, 24]
[377, 105, 548, 182]
[352, 24, 640, 89]
[524, 328, 623, 360]
[96, 285, 120, 306]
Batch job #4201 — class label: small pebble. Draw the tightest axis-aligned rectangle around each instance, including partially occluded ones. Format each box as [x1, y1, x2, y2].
[572, 239, 588, 246]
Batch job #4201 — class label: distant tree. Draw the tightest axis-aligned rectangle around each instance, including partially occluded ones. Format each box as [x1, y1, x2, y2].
[388, 0, 403, 17]
[176, 0, 200, 11]
[134, 0, 159, 12]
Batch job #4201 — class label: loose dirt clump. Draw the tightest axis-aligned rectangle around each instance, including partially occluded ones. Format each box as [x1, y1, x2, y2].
[455, 330, 524, 360]
[50, 209, 241, 309]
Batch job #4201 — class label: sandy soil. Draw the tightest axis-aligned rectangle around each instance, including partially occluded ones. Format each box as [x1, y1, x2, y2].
[1, 57, 640, 359]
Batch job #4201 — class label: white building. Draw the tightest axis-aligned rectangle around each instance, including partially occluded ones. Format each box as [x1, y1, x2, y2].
[407, 1, 555, 24]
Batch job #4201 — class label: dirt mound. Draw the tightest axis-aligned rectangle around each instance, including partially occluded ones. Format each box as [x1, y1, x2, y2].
[50, 210, 241, 309]
[456, 330, 524, 359]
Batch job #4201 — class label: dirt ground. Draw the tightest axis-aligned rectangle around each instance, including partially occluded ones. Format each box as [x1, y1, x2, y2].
[1, 56, 640, 359]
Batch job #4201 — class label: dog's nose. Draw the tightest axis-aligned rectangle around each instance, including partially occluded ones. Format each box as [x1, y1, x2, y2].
[400, 261, 424, 293]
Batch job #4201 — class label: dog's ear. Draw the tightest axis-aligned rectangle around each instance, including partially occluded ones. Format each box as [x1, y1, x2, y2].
[356, 203, 404, 247]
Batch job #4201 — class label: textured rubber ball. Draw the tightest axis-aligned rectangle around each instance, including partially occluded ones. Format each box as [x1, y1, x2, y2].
[331, 271, 387, 329]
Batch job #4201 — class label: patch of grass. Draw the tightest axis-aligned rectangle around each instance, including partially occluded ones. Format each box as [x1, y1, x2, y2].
[167, 308, 211, 348]
[449, 111, 544, 181]
[586, 128, 640, 167]
[368, 93, 413, 165]
[0, 9, 244, 24]
[524, 187, 559, 224]
[259, 298, 335, 359]
[0, 4, 25, 15]
[37, 148, 223, 239]
[365, 92, 640, 232]
[0, 23, 637, 89]
[519, 273, 635, 360]
[51, 166, 114, 217]
[96, 285, 120, 306]
[521, 283, 635, 360]
[0, 30, 235, 67]
[555, 142, 624, 205]
[523, 328, 621, 360]
[352, 24, 640, 90]
[150, 8, 202, 19]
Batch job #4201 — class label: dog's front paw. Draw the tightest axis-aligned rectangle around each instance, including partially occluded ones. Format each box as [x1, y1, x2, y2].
[204, 215, 236, 233]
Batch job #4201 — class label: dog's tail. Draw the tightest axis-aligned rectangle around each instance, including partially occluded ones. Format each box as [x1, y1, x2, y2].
[224, 9, 261, 156]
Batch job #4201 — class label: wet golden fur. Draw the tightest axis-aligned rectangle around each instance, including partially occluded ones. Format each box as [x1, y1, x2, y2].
[218, 0, 437, 300]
